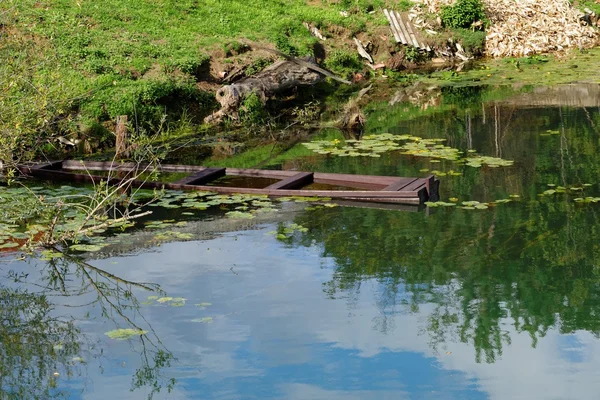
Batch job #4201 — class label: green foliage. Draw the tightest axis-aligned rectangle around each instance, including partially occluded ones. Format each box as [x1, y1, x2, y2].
[452, 28, 486, 55]
[441, 0, 487, 29]
[245, 57, 273, 76]
[324, 50, 363, 78]
[1, 0, 385, 160]
[223, 41, 250, 57]
[239, 92, 267, 125]
[274, 32, 299, 56]
[404, 46, 427, 63]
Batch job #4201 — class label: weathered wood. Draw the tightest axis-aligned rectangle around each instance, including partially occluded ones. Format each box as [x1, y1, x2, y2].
[225, 168, 299, 179]
[384, 9, 425, 49]
[174, 168, 226, 185]
[394, 11, 412, 46]
[205, 58, 323, 124]
[424, 175, 435, 196]
[398, 11, 421, 49]
[31, 161, 64, 171]
[62, 160, 209, 174]
[115, 115, 129, 159]
[383, 9, 401, 43]
[314, 172, 397, 189]
[353, 37, 373, 63]
[265, 172, 313, 190]
[383, 177, 420, 192]
[22, 160, 438, 205]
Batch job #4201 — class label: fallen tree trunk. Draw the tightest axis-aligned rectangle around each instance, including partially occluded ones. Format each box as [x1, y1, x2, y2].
[205, 57, 324, 124]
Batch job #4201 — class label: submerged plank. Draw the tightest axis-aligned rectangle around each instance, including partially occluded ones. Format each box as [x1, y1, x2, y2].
[62, 160, 209, 173]
[313, 172, 397, 189]
[383, 177, 420, 192]
[22, 160, 436, 205]
[174, 168, 226, 185]
[265, 172, 313, 190]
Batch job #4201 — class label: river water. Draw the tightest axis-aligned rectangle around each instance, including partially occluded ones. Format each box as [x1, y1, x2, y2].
[2, 83, 600, 399]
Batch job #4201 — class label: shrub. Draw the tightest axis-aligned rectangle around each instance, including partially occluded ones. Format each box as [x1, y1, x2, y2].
[239, 92, 267, 125]
[324, 50, 363, 78]
[441, 0, 487, 30]
[452, 29, 486, 55]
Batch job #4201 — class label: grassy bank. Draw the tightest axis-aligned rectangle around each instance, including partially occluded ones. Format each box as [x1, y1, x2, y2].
[1, 0, 599, 166]
[0, 0, 388, 162]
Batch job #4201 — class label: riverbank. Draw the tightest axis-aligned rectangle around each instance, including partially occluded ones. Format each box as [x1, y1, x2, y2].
[1, 0, 599, 166]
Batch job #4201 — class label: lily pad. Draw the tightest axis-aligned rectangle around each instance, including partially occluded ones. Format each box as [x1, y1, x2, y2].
[191, 317, 213, 324]
[104, 328, 148, 340]
[69, 244, 105, 252]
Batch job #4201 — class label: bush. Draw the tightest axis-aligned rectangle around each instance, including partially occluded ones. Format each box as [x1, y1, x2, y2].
[441, 0, 487, 30]
[324, 50, 363, 78]
[239, 92, 267, 125]
[452, 29, 486, 55]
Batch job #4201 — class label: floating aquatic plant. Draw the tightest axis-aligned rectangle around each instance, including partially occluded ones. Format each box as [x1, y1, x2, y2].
[268, 223, 309, 240]
[69, 244, 106, 252]
[191, 317, 213, 323]
[574, 197, 600, 204]
[104, 328, 148, 340]
[302, 133, 514, 170]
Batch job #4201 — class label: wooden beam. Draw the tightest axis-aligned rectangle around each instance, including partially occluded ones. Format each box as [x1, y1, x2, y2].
[225, 168, 299, 179]
[394, 11, 412, 46]
[174, 168, 226, 185]
[398, 11, 421, 48]
[115, 115, 129, 159]
[383, 9, 401, 43]
[265, 172, 313, 190]
[62, 160, 210, 173]
[314, 172, 397, 189]
[383, 177, 420, 192]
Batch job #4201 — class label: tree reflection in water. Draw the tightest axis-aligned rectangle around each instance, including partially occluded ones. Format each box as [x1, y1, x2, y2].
[0, 253, 175, 399]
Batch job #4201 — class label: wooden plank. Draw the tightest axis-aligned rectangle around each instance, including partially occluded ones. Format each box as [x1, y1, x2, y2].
[394, 11, 413, 47]
[314, 172, 397, 189]
[383, 9, 402, 43]
[399, 178, 427, 192]
[225, 168, 299, 179]
[174, 168, 226, 185]
[383, 177, 420, 191]
[32, 161, 63, 170]
[265, 172, 313, 190]
[24, 161, 437, 205]
[398, 11, 421, 48]
[62, 160, 209, 173]
[391, 11, 408, 44]
[424, 175, 434, 196]
[115, 115, 129, 159]
[387, 9, 407, 44]
[25, 167, 421, 200]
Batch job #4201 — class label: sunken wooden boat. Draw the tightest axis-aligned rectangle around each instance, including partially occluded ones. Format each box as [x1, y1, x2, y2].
[18, 160, 439, 205]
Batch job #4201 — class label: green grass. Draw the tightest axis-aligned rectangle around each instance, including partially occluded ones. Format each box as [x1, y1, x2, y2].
[0, 0, 389, 162]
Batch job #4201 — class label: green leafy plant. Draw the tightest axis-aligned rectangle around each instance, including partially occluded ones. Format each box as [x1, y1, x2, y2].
[324, 50, 363, 78]
[441, 0, 487, 29]
[239, 92, 267, 125]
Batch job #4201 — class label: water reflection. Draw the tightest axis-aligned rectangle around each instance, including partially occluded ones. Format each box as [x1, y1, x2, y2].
[0, 254, 175, 399]
[3, 83, 600, 399]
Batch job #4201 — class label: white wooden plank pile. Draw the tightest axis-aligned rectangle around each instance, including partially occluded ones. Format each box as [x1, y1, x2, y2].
[383, 9, 430, 50]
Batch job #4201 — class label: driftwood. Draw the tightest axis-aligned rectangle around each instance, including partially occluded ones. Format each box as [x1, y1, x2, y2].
[115, 115, 129, 159]
[205, 46, 351, 124]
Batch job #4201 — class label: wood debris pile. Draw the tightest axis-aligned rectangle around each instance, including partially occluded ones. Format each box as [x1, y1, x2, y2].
[412, 0, 599, 57]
